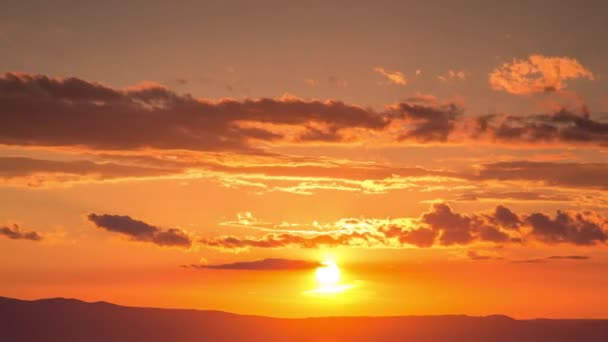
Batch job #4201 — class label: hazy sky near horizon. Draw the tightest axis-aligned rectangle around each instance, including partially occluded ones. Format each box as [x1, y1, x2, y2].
[1, 0, 608, 318]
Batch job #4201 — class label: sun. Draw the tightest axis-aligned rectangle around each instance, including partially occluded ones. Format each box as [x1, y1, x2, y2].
[315, 260, 340, 286]
[305, 259, 355, 295]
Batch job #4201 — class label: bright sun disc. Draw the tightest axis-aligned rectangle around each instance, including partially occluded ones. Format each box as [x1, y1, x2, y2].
[315, 261, 340, 286]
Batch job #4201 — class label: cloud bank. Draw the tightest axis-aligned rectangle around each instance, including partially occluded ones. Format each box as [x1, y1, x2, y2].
[1, 71, 607, 155]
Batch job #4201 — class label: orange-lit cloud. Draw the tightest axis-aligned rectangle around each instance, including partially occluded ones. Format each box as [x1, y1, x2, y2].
[405, 92, 438, 104]
[0, 156, 175, 187]
[200, 231, 380, 250]
[373, 67, 407, 85]
[437, 70, 466, 83]
[489, 55, 594, 95]
[197, 204, 608, 251]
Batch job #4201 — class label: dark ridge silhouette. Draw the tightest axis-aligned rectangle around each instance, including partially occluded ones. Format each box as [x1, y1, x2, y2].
[1, 296, 608, 341]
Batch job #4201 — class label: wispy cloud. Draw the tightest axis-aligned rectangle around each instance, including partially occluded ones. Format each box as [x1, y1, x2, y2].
[437, 70, 466, 83]
[183, 258, 322, 270]
[373, 67, 407, 85]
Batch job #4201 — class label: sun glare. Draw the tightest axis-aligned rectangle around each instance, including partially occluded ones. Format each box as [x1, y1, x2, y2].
[305, 260, 355, 295]
[315, 260, 340, 286]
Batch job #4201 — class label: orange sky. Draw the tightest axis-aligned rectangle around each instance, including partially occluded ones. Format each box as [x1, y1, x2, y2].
[1, 0, 608, 319]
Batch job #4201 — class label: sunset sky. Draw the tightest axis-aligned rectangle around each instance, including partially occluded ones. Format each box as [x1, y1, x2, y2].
[1, 0, 608, 319]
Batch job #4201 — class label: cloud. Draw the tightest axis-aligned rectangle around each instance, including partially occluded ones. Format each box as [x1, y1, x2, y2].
[103, 204, 608, 252]
[373, 67, 407, 85]
[16, 149, 602, 197]
[454, 191, 572, 203]
[472, 108, 608, 146]
[374, 204, 604, 248]
[489, 55, 594, 95]
[87, 214, 192, 248]
[421, 203, 476, 245]
[0, 156, 174, 187]
[0, 224, 42, 241]
[513, 255, 591, 263]
[467, 250, 503, 260]
[1, 72, 606, 152]
[511, 258, 546, 264]
[408, 203, 520, 246]
[184, 258, 322, 270]
[199, 231, 378, 250]
[492, 205, 521, 230]
[474, 161, 608, 190]
[547, 255, 589, 260]
[0, 72, 386, 151]
[404, 92, 437, 104]
[392, 102, 463, 142]
[526, 211, 607, 245]
[437, 70, 466, 83]
[380, 225, 436, 247]
[304, 79, 318, 87]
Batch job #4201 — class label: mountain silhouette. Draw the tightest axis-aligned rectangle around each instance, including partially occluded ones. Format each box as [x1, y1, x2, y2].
[1, 296, 608, 341]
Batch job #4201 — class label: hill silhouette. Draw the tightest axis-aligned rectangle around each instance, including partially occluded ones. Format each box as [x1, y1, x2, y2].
[1, 296, 608, 341]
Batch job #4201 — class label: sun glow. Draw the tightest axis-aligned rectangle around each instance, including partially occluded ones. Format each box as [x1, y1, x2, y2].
[315, 260, 340, 286]
[305, 259, 355, 295]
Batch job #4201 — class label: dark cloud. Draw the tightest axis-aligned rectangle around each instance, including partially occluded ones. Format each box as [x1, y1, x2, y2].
[379, 204, 602, 248]
[477, 225, 511, 243]
[87, 214, 191, 248]
[2, 72, 606, 153]
[184, 258, 322, 271]
[547, 255, 590, 260]
[511, 258, 546, 264]
[398, 227, 437, 247]
[416, 203, 523, 245]
[0, 72, 387, 152]
[473, 109, 608, 146]
[474, 161, 608, 190]
[379, 225, 436, 247]
[421, 203, 475, 245]
[393, 102, 462, 142]
[512, 255, 591, 263]
[525, 211, 607, 245]
[0, 224, 42, 241]
[492, 205, 521, 230]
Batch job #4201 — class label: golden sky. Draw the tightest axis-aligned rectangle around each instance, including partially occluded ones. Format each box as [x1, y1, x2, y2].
[1, 0, 608, 318]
